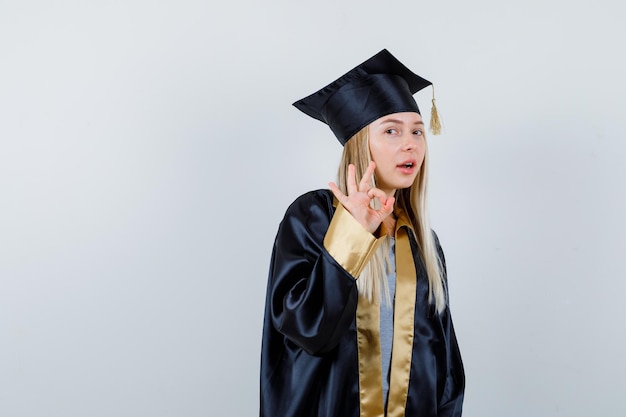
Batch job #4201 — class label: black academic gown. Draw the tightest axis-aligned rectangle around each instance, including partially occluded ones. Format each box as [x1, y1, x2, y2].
[260, 190, 464, 417]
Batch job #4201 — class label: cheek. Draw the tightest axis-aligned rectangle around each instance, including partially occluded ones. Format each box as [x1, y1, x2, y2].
[417, 142, 426, 163]
[369, 142, 392, 166]
[368, 141, 380, 163]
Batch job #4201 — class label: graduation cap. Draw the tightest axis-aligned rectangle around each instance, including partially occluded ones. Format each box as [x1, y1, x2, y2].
[293, 49, 441, 145]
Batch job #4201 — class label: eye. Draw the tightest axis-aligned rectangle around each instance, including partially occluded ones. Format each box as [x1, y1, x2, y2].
[385, 128, 398, 135]
[413, 129, 424, 136]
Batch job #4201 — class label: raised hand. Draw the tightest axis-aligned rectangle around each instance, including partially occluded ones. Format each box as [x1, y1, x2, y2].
[329, 162, 395, 234]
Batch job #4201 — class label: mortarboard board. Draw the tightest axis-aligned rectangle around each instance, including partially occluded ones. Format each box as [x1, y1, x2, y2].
[293, 49, 439, 145]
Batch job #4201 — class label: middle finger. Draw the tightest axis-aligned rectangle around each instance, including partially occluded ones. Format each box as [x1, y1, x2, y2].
[359, 161, 376, 192]
[347, 164, 358, 195]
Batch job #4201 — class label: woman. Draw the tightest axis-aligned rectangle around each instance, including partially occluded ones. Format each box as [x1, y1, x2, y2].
[260, 49, 465, 417]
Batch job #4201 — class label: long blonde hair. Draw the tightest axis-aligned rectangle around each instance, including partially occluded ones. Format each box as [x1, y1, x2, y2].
[337, 126, 446, 313]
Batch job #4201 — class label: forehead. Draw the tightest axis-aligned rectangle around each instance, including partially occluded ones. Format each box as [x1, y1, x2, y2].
[372, 111, 423, 125]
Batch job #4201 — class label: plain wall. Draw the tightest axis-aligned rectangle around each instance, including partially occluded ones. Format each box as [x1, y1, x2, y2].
[1, 1, 624, 416]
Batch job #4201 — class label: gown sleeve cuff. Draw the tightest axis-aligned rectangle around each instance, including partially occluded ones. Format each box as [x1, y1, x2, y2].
[323, 203, 385, 278]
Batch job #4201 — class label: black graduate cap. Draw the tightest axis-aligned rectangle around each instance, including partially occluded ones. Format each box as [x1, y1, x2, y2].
[293, 49, 437, 145]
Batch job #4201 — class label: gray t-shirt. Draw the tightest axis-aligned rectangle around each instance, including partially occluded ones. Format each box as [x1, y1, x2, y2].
[380, 238, 396, 411]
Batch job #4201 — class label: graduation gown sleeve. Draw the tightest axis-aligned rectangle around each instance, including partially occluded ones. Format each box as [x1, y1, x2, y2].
[260, 190, 385, 417]
[265, 190, 383, 355]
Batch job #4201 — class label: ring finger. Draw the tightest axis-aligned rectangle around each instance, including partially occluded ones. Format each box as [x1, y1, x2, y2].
[359, 161, 376, 192]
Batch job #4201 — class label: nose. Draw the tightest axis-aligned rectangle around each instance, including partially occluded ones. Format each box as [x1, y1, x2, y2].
[401, 132, 416, 151]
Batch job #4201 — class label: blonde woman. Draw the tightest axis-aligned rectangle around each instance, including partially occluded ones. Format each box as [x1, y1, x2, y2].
[260, 49, 465, 417]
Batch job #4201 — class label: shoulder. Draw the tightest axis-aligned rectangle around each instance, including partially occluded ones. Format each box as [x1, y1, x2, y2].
[432, 229, 442, 247]
[431, 229, 445, 254]
[283, 189, 335, 221]
[431, 229, 448, 274]
[275, 189, 336, 249]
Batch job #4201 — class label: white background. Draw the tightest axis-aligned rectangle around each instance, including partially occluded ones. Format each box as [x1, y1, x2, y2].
[1, 1, 624, 416]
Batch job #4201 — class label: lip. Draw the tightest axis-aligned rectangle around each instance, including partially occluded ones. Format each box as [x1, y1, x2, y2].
[396, 159, 418, 174]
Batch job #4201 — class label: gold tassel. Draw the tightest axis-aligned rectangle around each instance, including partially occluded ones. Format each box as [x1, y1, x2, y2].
[429, 86, 442, 135]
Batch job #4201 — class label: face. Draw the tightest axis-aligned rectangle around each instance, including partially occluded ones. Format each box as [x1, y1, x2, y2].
[368, 112, 426, 196]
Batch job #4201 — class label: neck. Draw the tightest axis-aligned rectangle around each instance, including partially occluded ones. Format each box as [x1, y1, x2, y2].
[382, 215, 397, 237]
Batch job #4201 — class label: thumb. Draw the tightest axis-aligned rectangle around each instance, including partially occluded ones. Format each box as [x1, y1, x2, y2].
[382, 196, 395, 215]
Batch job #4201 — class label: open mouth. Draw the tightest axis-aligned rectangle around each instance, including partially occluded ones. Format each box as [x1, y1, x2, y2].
[398, 162, 414, 168]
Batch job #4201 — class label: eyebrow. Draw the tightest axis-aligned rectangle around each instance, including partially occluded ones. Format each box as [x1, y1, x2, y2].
[379, 118, 424, 126]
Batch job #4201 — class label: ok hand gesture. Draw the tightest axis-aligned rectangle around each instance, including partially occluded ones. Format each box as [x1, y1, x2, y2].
[329, 161, 395, 235]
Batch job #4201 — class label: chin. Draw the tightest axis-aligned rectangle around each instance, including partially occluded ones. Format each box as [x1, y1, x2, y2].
[396, 180, 416, 190]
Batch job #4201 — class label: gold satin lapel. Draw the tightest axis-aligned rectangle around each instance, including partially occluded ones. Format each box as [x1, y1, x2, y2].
[387, 214, 417, 417]
[356, 295, 384, 417]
